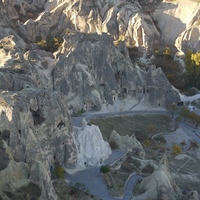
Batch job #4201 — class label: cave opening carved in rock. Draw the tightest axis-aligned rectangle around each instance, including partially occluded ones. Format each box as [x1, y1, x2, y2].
[30, 108, 45, 125]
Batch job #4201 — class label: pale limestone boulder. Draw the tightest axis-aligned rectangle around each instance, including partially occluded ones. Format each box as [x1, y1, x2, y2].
[153, 0, 200, 53]
[52, 32, 180, 112]
[73, 119, 112, 168]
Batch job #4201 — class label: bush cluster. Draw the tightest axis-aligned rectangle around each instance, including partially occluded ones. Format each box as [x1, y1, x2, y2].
[172, 144, 182, 155]
[144, 139, 151, 147]
[53, 165, 65, 178]
[36, 36, 63, 53]
[100, 165, 110, 174]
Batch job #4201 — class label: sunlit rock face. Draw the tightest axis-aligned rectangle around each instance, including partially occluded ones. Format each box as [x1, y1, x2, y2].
[73, 119, 112, 168]
[21, 0, 160, 50]
[153, 0, 200, 53]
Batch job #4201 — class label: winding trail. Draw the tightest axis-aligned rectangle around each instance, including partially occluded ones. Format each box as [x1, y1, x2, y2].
[68, 109, 200, 199]
[67, 109, 167, 200]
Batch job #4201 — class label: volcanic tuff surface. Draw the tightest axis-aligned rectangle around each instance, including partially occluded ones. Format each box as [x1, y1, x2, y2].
[0, 0, 199, 199]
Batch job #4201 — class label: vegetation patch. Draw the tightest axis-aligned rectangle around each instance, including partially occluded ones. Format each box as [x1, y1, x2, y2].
[36, 36, 63, 53]
[89, 114, 175, 141]
[53, 165, 65, 179]
[172, 144, 182, 155]
[141, 164, 154, 174]
[100, 165, 110, 174]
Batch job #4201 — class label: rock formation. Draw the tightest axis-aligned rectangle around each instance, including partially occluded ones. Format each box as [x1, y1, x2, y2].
[153, 0, 200, 53]
[109, 130, 145, 158]
[52, 33, 180, 112]
[21, 0, 160, 50]
[0, 89, 77, 199]
[134, 154, 183, 200]
[73, 119, 112, 168]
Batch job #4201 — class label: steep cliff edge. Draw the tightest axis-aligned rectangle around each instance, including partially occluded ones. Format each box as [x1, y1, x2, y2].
[0, 89, 77, 199]
[153, 0, 200, 53]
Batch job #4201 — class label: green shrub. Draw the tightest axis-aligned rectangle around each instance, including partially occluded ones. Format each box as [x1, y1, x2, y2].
[172, 144, 182, 155]
[144, 139, 151, 147]
[53, 165, 65, 178]
[186, 87, 198, 96]
[100, 165, 110, 174]
[36, 36, 63, 53]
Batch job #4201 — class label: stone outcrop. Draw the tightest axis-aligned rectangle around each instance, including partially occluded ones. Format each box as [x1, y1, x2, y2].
[109, 130, 145, 158]
[134, 154, 183, 200]
[0, 89, 77, 199]
[20, 0, 160, 50]
[187, 190, 200, 200]
[52, 32, 180, 113]
[153, 0, 200, 53]
[73, 119, 112, 168]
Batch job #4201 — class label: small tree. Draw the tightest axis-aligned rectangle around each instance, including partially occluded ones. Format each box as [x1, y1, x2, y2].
[189, 112, 200, 128]
[168, 103, 178, 118]
[179, 106, 191, 122]
[184, 50, 200, 89]
[163, 46, 171, 56]
[172, 144, 182, 155]
[53, 165, 65, 178]
[100, 165, 110, 174]
[144, 139, 151, 147]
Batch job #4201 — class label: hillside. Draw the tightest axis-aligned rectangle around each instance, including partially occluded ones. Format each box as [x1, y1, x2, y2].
[0, 0, 199, 199]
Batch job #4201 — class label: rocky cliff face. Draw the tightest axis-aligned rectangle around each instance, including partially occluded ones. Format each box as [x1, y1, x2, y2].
[52, 32, 180, 112]
[0, 89, 77, 199]
[0, 0, 195, 199]
[153, 0, 200, 54]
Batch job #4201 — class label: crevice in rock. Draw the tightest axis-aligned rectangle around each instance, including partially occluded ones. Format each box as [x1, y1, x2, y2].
[0, 130, 10, 146]
[57, 121, 65, 130]
[30, 108, 45, 125]
[0, 130, 10, 171]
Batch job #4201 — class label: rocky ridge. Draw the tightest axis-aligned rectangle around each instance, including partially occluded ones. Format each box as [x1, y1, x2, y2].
[0, 89, 77, 199]
[0, 0, 199, 199]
